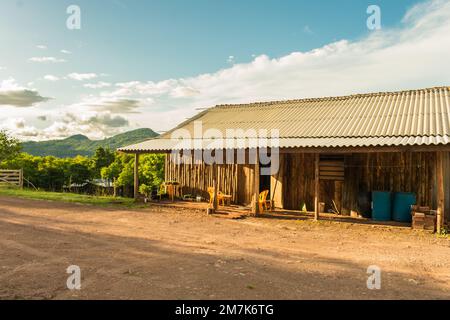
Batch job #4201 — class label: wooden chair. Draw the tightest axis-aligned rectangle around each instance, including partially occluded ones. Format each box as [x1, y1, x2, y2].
[208, 187, 232, 206]
[208, 187, 218, 206]
[157, 183, 168, 200]
[259, 190, 271, 212]
[218, 191, 232, 206]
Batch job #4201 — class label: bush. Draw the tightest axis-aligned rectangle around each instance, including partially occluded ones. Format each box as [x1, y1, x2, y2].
[1, 146, 165, 197]
[139, 184, 152, 198]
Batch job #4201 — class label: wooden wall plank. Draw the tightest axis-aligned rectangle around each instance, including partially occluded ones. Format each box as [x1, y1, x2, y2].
[164, 151, 442, 220]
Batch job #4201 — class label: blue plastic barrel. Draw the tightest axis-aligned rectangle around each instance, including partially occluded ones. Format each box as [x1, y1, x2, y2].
[372, 191, 392, 221]
[392, 192, 416, 222]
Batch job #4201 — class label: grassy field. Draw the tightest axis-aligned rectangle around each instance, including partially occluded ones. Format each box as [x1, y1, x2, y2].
[0, 187, 136, 207]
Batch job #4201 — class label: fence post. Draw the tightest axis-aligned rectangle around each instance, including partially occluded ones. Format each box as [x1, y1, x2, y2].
[19, 169, 24, 189]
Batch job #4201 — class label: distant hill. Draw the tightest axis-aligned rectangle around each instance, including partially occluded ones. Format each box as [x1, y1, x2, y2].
[22, 128, 158, 158]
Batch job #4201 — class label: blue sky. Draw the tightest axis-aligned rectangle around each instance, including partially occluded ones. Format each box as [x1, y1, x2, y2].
[1, 0, 449, 140]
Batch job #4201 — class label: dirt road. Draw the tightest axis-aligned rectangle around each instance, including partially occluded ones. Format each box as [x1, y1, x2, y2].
[0, 196, 449, 300]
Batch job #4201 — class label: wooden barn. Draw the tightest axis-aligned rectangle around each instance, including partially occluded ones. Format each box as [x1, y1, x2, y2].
[119, 87, 450, 230]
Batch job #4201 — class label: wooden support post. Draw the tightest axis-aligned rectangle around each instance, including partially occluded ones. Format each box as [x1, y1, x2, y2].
[212, 162, 218, 211]
[19, 169, 23, 189]
[252, 149, 260, 216]
[134, 153, 140, 200]
[314, 153, 320, 221]
[436, 151, 444, 233]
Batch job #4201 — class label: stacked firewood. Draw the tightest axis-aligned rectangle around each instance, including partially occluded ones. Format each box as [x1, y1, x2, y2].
[411, 205, 436, 232]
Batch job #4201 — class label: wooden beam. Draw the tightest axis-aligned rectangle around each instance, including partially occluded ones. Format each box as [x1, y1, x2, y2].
[119, 145, 450, 157]
[252, 150, 260, 216]
[437, 151, 445, 233]
[314, 153, 320, 221]
[19, 169, 23, 189]
[280, 145, 450, 154]
[134, 153, 140, 200]
[212, 162, 218, 211]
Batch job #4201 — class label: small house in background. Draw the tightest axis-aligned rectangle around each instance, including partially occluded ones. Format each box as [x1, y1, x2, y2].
[63, 179, 115, 196]
[119, 87, 450, 231]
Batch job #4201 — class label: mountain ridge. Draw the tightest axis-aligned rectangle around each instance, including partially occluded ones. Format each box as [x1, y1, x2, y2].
[22, 128, 158, 158]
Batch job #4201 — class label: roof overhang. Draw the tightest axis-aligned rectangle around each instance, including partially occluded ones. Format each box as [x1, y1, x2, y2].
[118, 136, 450, 154]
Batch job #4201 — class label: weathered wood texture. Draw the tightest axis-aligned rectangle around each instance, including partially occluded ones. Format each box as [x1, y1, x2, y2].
[443, 152, 450, 223]
[314, 153, 320, 220]
[0, 169, 23, 188]
[252, 152, 260, 215]
[280, 153, 316, 211]
[164, 151, 448, 223]
[237, 164, 255, 206]
[341, 152, 437, 215]
[278, 152, 440, 216]
[165, 155, 241, 203]
[134, 154, 139, 199]
[270, 154, 284, 209]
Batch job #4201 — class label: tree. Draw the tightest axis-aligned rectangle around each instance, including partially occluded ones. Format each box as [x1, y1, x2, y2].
[101, 161, 122, 181]
[139, 184, 152, 199]
[117, 160, 134, 187]
[0, 141, 165, 197]
[92, 147, 115, 177]
[0, 131, 21, 162]
[101, 160, 123, 197]
[68, 156, 92, 184]
[37, 156, 66, 191]
[140, 154, 165, 188]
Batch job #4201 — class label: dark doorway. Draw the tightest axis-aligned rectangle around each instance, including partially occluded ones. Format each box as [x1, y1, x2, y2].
[260, 161, 271, 198]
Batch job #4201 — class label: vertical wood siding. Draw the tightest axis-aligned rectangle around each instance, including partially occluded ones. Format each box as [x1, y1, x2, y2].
[165, 154, 241, 203]
[164, 151, 446, 223]
[279, 152, 438, 215]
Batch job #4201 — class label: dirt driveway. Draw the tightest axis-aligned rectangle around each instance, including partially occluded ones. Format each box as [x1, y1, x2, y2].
[0, 196, 449, 300]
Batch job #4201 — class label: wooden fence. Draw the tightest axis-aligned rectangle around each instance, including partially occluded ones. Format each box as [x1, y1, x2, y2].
[0, 169, 23, 188]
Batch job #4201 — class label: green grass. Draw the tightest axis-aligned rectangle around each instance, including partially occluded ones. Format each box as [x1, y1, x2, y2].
[0, 187, 137, 208]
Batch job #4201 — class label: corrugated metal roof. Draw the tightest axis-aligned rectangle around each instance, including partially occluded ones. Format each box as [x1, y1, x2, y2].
[119, 86, 450, 152]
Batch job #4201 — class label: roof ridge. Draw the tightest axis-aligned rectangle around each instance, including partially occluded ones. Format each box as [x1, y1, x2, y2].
[213, 86, 450, 109]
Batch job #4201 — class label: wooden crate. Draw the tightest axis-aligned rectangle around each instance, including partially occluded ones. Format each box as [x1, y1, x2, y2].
[411, 206, 436, 232]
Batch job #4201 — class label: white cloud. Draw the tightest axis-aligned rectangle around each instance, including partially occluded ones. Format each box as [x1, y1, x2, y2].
[0, 78, 23, 91]
[68, 73, 98, 81]
[227, 55, 235, 64]
[41, 111, 129, 140]
[36, 45, 47, 50]
[69, 96, 142, 114]
[29, 56, 66, 63]
[0, 117, 39, 138]
[84, 82, 111, 89]
[2, 110, 131, 141]
[0, 78, 50, 107]
[170, 86, 200, 98]
[43, 75, 59, 82]
[84, 112, 129, 127]
[6, 0, 450, 140]
[9, 118, 25, 129]
[60, 49, 72, 54]
[102, 0, 450, 133]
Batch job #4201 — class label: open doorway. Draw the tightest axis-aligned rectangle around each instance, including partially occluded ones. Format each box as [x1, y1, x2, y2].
[319, 154, 345, 214]
[260, 161, 271, 198]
